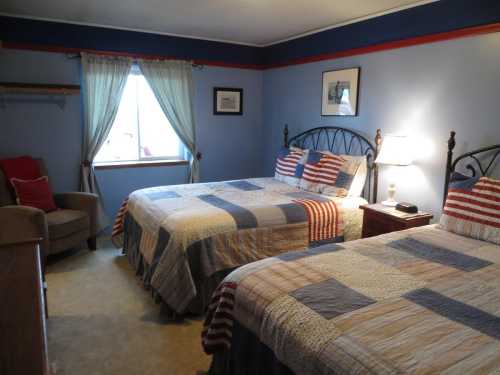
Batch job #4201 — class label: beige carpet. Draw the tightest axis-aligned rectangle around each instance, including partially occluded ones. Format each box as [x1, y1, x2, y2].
[46, 238, 211, 375]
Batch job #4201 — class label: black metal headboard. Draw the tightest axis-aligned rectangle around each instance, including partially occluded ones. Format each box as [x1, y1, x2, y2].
[283, 125, 381, 203]
[443, 130, 500, 206]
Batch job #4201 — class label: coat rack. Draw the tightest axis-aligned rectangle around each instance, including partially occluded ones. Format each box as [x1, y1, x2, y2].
[0, 82, 80, 109]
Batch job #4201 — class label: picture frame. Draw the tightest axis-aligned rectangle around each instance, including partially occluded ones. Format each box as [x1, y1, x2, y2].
[213, 87, 243, 115]
[321, 67, 360, 116]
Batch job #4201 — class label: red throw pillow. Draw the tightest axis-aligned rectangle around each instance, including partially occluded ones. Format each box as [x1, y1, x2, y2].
[10, 176, 57, 212]
[0, 156, 41, 181]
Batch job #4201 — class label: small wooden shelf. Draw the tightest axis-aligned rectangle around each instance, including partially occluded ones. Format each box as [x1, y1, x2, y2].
[0, 82, 80, 95]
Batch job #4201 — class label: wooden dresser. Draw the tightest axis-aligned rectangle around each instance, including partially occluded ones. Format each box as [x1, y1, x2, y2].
[0, 239, 50, 375]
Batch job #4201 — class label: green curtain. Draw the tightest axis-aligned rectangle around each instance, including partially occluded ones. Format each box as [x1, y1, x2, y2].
[138, 59, 199, 182]
[81, 53, 132, 230]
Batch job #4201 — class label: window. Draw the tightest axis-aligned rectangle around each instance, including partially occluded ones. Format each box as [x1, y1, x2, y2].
[94, 68, 184, 164]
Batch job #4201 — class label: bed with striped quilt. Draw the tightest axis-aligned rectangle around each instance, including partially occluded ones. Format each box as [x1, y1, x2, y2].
[111, 177, 366, 315]
[203, 224, 500, 374]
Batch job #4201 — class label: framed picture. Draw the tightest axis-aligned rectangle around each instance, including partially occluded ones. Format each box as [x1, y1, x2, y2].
[213, 87, 243, 115]
[321, 67, 360, 116]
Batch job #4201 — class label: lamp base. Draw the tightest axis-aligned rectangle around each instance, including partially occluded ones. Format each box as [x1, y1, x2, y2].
[382, 183, 397, 207]
[381, 199, 398, 207]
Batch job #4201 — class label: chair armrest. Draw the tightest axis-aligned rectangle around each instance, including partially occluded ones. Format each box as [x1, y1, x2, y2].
[54, 192, 99, 236]
[0, 205, 49, 253]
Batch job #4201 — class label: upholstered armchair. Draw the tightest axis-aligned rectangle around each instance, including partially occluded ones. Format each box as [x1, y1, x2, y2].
[0, 159, 98, 256]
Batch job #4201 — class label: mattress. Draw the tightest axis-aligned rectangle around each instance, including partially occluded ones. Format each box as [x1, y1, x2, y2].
[203, 224, 500, 374]
[117, 177, 366, 314]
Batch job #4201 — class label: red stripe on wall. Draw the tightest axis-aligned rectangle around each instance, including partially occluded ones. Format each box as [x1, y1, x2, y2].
[264, 23, 500, 69]
[1, 42, 265, 70]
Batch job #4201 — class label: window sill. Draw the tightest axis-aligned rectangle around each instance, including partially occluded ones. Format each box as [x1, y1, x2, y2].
[93, 159, 189, 170]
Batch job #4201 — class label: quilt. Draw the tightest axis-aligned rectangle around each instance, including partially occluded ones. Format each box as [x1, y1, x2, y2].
[203, 225, 500, 374]
[112, 177, 365, 314]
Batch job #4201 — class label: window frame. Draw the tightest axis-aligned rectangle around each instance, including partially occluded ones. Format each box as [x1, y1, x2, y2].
[93, 159, 189, 170]
[93, 67, 186, 167]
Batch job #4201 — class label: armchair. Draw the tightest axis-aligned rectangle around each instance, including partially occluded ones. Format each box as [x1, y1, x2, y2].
[0, 159, 99, 255]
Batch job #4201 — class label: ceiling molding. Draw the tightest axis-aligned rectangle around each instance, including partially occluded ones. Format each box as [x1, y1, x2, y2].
[0, 1, 437, 48]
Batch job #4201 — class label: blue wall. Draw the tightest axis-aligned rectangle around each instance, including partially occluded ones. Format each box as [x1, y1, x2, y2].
[194, 67, 263, 182]
[263, 32, 500, 219]
[94, 166, 189, 224]
[0, 49, 264, 219]
[0, 50, 82, 191]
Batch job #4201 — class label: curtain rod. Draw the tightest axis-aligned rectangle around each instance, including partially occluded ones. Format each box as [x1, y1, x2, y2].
[66, 52, 204, 69]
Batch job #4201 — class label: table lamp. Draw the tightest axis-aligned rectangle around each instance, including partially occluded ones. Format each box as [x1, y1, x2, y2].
[375, 134, 413, 206]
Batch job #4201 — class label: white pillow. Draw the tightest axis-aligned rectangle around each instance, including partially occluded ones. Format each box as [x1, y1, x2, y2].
[344, 155, 367, 197]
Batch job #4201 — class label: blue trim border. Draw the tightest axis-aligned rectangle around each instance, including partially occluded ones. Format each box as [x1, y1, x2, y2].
[1, 0, 500, 69]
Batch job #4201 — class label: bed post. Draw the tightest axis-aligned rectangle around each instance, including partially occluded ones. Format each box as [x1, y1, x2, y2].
[443, 130, 456, 207]
[372, 128, 382, 203]
[284, 124, 289, 148]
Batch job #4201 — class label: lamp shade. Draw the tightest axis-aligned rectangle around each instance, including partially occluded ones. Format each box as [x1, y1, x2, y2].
[375, 134, 413, 166]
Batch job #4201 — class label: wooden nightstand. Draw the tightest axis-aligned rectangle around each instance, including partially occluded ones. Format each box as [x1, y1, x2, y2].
[360, 204, 433, 238]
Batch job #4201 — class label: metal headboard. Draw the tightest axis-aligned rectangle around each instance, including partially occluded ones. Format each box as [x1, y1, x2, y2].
[443, 130, 500, 206]
[283, 125, 381, 203]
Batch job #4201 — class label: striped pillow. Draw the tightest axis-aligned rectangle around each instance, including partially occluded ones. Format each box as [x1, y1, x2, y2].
[274, 147, 308, 187]
[299, 151, 346, 193]
[440, 175, 500, 244]
[322, 156, 362, 197]
[299, 151, 362, 196]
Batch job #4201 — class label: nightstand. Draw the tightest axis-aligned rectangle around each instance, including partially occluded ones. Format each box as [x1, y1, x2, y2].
[360, 204, 433, 238]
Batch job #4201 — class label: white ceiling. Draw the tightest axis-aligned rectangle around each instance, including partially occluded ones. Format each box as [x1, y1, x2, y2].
[0, 0, 436, 46]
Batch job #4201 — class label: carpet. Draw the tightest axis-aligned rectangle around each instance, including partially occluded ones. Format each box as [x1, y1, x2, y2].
[45, 238, 211, 375]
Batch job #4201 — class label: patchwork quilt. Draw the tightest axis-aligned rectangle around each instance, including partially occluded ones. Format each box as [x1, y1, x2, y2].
[203, 225, 500, 374]
[112, 177, 365, 314]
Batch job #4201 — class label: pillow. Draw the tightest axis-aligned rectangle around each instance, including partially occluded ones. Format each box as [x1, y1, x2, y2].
[274, 147, 308, 187]
[440, 174, 499, 244]
[10, 176, 57, 212]
[0, 156, 41, 181]
[342, 155, 367, 197]
[321, 156, 362, 197]
[299, 150, 346, 193]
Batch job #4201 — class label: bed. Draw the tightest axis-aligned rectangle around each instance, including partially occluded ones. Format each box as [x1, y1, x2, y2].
[203, 132, 500, 374]
[112, 126, 381, 316]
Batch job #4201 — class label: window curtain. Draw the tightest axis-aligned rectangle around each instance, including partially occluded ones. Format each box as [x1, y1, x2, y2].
[138, 59, 199, 182]
[81, 53, 132, 230]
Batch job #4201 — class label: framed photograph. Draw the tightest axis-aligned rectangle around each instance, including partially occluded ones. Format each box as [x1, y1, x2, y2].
[213, 87, 243, 115]
[321, 67, 360, 116]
